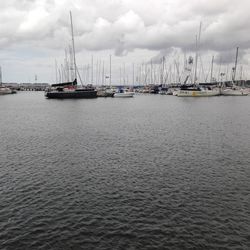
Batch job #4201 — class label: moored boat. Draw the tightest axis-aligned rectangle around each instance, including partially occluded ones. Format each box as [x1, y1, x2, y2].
[176, 23, 220, 97]
[45, 12, 97, 99]
[0, 86, 12, 95]
[0, 66, 14, 95]
[220, 47, 248, 96]
[114, 88, 134, 98]
[221, 87, 248, 96]
[97, 87, 115, 97]
[45, 79, 97, 99]
[176, 85, 220, 97]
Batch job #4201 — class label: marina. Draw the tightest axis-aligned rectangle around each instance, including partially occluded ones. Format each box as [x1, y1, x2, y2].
[1, 1, 250, 249]
[1, 81, 250, 97]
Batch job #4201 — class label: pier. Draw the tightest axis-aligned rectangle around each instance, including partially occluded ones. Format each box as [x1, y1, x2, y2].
[4, 83, 49, 91]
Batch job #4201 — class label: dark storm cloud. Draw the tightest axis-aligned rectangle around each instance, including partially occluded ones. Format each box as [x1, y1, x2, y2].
[214, 48, 248, 65]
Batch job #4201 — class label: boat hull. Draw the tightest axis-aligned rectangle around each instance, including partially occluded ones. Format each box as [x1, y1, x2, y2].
[97, 91, 114, 97]
[114, 92, 134, 98]
[177, 90, 220, 97]
[0, 87, 12, 95]
[45, 90, 97, 99]
[221, 89, 248, 96]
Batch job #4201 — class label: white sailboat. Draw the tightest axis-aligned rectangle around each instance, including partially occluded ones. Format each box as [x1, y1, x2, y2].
[177, 23, 220, 97]
[0, 86, 12, 95]
[221, 87, 248, 96]
[114, 88, 135, 98]
[0, 66, 12, 95]
[221, 47, 248, 96]
[177, 86, 220, 97]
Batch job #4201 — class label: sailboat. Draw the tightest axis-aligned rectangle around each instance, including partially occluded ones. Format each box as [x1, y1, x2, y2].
[0, 86, 12, 95]
[114, 88, 135, 97]
[97, 55, 115, 97]
[45, 12, 97, 99]
[221, 87, 248, 96]
[221, 47, 248, 96]
[113, 62, 135, 97]
[177, 23, 220, 97]
[0, 66, 13, 95]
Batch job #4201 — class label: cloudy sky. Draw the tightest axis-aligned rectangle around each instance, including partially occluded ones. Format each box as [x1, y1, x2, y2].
[0, 0, 250, 84]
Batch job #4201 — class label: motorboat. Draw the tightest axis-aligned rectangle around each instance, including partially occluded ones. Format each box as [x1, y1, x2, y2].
[0, 86, 12, 95]
[114, 88, 134, 98]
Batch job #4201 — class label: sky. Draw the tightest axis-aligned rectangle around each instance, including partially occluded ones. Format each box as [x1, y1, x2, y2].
[0, 0, 250, 84]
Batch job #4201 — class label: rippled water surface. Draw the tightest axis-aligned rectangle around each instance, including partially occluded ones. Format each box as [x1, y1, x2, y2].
[1, 92, 250, 250]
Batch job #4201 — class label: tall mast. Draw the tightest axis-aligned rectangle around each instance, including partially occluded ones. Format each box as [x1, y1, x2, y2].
[150, 59, 153, 84]
[123, 63, 126, 85]
[233, 47, 239, 83]
[194, 35, 198, 84]
[64, 49, 70, 82]
[102, 61, 104, 85]
[95, 60, 99, 85]
[194, 22, 202, 84]
[119, 66, 122, 85]
[240, 65, 243, 81]
[109, 54, 112, 86]
[91, 55, 94, 84]
[55, 59, 58, 83]
[87, 64, 90, 83]
[70, 11, 77, 81]
[162, 56, 165, 84]
[210, 55, 214, 82]
[160, 57, 163, 84]
[132, 63, 135, 86]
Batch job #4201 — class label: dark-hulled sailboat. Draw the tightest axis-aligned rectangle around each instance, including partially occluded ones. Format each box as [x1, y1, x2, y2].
[45, 79, 97, 99]
[45, 12, 97, 99]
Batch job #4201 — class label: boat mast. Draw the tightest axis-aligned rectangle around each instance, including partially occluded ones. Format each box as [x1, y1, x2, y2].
[123, 63, 126, 85]
[162, 56, 165, 85]
[91, 55, 94, 84]
[194, 35, 198, 84]
[132, 63, 135, 86]
[194, 22, 202, 84]
[150, 59, 153, 84]
[70, 11, 77, 82]
[119, 66, 122, 85]
[109, 54, 112, 86]
[233, 47, 239, 83]
[210, 55, 214, 83]
[102, 61, 104, 85]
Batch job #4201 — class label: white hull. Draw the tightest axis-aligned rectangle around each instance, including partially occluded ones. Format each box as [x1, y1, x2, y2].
[166, 88, 175, 95]
[221, 89, 248, 96]
[114, 92, 134, 98]
[0, 87, 12, 95]
[177, 89, 220, 97]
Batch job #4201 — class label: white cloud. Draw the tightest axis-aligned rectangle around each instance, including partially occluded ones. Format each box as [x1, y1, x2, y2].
[0, 0, 250, 82]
